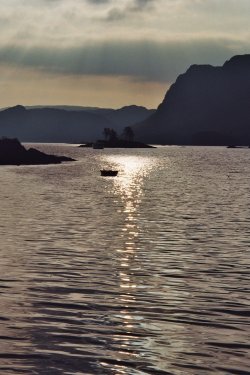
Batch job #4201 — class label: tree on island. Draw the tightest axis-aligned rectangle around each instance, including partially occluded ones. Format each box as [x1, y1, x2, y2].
[102, 128, 118, 142]
[109, 128, 118, 141]
[81, 127, 152, 148]
[103, 128, 110, 141]
[102, 126, 134, 143]
[122, 126, 134, 142]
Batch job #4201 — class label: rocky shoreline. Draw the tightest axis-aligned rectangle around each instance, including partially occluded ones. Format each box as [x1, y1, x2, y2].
[0, 138, 75, 165]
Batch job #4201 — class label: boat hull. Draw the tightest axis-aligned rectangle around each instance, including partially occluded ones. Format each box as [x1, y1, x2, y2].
[100, 170, 118, 176]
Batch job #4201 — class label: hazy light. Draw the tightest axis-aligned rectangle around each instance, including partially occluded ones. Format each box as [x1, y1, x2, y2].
[1, 0, 250, 107]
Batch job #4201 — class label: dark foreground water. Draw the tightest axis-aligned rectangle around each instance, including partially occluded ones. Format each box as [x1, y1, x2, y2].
[0, 145, 250, 375]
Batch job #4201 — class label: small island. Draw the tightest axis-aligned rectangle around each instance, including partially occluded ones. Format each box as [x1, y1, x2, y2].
[79, 126, 154, 148]
[80, 139, 154, 148]
[0, 138, 75, 165]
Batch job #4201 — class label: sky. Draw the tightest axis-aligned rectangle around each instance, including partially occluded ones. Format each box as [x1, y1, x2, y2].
[0, 0, 250, 109]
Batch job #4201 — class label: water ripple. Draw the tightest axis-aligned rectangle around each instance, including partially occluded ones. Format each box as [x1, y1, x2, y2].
[0, 145, 249, 374]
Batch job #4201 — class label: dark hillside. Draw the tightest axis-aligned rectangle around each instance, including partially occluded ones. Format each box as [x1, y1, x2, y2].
[133, 54, 250, 145]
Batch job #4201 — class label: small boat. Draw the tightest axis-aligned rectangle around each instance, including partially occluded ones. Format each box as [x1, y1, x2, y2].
[100, 170, 118, 176]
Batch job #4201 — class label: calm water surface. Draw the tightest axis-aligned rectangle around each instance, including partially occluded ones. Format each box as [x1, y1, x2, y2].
[0, 145, 250, 375]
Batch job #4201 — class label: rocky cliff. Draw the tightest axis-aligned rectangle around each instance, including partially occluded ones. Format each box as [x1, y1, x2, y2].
[134, 55, 250, 145]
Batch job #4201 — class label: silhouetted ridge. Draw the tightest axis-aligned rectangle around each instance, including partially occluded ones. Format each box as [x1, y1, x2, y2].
[5, 105, 26, 113]
[223, 54, 250, 70]
[187, 64, 216, 74]
[133, 54, 250, 145]
[0, 105, 154, 142]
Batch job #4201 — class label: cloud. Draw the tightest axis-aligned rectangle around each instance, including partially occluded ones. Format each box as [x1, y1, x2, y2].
[134, 0, 155, 8]
[1, 0, 250, 108]
[1, 0, 250, 49]
[85, 0, 111, 4]
[106, 7, 127, 21]
[105, 0, 156, 21]
[1, 38, 249, 84]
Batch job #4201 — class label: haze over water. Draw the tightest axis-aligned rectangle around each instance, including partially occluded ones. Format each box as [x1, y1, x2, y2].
[0, 144, 250, 374]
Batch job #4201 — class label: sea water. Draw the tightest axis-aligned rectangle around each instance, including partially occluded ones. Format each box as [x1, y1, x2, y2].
[0, 144, 249, 374]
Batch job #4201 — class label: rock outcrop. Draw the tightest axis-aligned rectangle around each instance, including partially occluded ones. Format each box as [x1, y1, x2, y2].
[0, 138, 75, 165]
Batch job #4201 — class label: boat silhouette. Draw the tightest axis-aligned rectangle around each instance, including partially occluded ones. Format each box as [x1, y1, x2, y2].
[100, 170, 118, 176]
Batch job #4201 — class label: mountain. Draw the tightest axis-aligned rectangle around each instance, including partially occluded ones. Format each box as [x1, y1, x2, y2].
[26, 105, 113, 113]
[0, 105, 154, 142]
[26, 105, 155, 132]
[133, 54, 250, 145]
[0, 106, 114, 142]
[102, 105, 155, 132]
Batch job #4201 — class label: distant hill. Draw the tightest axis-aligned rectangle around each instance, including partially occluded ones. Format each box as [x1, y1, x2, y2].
[0, 105, 154, 142]
[26, 105, 155, 132]
[133, 54, 250, 145]
[26, 105, 114, 113]
[102, 105, 155, 132]
[0, 105, 113, 142]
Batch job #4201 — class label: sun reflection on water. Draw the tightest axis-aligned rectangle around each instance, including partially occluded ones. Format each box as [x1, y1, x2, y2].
[101, 153, 157, 229]
[104, 154, 156, 215]
[100, 154, 159, 373]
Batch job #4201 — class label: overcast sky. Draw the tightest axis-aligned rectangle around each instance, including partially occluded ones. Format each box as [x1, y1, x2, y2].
[1, 0, 250, 108]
